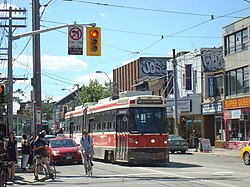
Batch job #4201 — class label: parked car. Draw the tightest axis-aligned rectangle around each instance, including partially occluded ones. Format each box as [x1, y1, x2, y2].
[240, 145, 250, 165]
[46, 137, 82, 164]
[168, 134, 188, 154]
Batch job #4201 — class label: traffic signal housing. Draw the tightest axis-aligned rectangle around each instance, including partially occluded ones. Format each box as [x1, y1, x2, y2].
[0, 84, 4, 104]
[86, 27, 101, 56]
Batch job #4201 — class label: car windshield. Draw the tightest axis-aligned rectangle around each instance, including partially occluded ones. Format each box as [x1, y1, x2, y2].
[169, 135, 184, 140]
[50, 139, 77, 148]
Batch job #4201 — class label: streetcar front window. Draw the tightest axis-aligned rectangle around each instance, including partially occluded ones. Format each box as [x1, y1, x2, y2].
[130, 108, 167, 133]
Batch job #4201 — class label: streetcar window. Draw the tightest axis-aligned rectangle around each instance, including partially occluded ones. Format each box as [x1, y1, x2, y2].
[130, 107, 167, 133]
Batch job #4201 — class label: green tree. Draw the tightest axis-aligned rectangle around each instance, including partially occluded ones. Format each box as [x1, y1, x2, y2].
[80, 79, 111, 103]
[42, 95, 54, 121]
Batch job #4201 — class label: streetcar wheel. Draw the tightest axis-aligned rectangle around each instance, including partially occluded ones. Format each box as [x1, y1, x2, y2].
[243, 152, 250, 165]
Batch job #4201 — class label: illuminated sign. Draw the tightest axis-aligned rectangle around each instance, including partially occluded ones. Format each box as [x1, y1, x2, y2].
[224, 97, 250, 109]
[137, 99, 163, 105]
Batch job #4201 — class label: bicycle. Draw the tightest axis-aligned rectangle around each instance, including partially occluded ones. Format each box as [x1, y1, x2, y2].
[0, 160, 11, 187]
[33, 156, 56, 181]
[85, 152, 93, 178]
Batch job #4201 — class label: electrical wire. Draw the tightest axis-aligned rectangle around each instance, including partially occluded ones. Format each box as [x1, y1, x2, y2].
[63, 0, 246, 19]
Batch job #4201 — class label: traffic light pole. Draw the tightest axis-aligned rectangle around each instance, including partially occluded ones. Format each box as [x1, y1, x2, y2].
[12, 22, 96, 137]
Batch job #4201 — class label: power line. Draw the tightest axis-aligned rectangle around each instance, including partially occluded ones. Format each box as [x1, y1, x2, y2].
[125, 6, 250, 56]
[14, 59, 79, 86]
[243, 0, 250, 4]
[63, 0, 246, 19]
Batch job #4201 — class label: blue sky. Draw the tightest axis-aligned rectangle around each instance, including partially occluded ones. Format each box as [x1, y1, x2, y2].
[0, 0, 250, 112]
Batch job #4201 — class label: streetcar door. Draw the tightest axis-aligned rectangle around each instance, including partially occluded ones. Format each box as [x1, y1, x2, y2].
[116, 114, 129, 161]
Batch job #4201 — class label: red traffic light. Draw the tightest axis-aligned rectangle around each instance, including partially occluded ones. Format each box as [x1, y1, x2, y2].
[90, 30, 99, 38]
[0, 85, 3, 94]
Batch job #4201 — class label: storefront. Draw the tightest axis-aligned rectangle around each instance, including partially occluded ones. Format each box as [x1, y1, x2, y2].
[202, 101, 224, 147]
[166, 94, 202, 143]
[224, 97, 250, 149]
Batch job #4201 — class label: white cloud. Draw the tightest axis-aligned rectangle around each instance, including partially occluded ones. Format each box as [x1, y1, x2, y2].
[75, 72, 113, 85]
[99, 13, 106, 17]
[14, 54, 88, 72]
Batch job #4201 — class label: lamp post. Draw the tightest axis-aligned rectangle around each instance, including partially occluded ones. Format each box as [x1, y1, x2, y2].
[61, 86, 84, 138]
[96, 70, 111, 84]
[61, 87, 83, 106]
[96, 70, 113, 97]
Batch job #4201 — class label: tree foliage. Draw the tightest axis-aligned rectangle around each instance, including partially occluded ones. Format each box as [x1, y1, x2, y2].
[42, 95, 54, 121]
[80, 79, 112, 104]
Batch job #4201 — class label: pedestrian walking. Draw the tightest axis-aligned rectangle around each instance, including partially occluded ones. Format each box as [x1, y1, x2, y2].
[193, 130, 199, 152]
[21, 134, 31, 171]
[27, 136, 34, 169]
[4, 132, 18, 182]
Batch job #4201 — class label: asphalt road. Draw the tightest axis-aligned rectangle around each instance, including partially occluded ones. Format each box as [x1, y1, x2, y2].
[12, 152, 250, 187]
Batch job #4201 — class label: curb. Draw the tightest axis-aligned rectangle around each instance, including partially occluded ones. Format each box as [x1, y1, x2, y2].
[188, 148, 241, 158]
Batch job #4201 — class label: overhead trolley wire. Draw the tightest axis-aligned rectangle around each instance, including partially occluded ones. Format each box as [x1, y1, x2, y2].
[64, 0, 246, 19]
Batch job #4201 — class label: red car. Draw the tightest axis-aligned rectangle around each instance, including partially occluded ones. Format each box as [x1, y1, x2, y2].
[47, 137, 82, 164]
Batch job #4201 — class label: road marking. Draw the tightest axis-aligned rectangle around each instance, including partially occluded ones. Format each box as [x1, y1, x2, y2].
[136, 167, 237, 187]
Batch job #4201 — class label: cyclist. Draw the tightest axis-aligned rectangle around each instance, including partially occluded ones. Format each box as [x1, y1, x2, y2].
[80, 129, 94, 175]
[33, 132, 53, 180]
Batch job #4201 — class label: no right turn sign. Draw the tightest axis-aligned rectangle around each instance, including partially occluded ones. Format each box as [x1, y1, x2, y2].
[68, 25, 83, 55]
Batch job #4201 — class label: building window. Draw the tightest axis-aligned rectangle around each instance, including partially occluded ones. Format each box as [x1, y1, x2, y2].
[229, 34, 235, 54]
[243, 66, 249, 93]
[236, 68, 243, 94]
[226, 66, 249, 96]
[224, 28, 248, 56]
[242, 29, 248, 51]
[185, 64, 192, 90]
[229, 70, 236, 95]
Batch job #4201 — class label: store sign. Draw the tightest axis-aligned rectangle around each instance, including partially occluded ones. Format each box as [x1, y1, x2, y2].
[166, 100, 191, 112]
[231, 109, 241, 119]
[202, 102, 223, 114]
[224, 97, 250, 109]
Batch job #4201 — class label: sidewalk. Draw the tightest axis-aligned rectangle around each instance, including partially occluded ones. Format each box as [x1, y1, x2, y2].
[188, 147, 241, 157]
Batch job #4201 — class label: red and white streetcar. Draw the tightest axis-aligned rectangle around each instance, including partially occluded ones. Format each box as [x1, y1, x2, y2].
[65, 91, 169, 164]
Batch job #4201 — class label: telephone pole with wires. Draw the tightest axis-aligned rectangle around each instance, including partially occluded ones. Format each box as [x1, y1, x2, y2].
[0, 7, 27, 133]
[32, 0, 42, 137]
[172, 49, 179, 135]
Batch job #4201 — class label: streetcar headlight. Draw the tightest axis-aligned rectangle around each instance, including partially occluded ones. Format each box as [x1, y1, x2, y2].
[151, 139, 156, 144]
[135, 140, 139, 144]
[164, 140, 167, 144]
[52, 150, 59, 156]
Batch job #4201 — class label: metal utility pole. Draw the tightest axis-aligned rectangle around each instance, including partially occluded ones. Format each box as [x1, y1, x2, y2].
[0, 7, 26, 132]
[32, 0, 41, 136]
[172, 49, 179, 135]
[11, 17, 95, 137]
